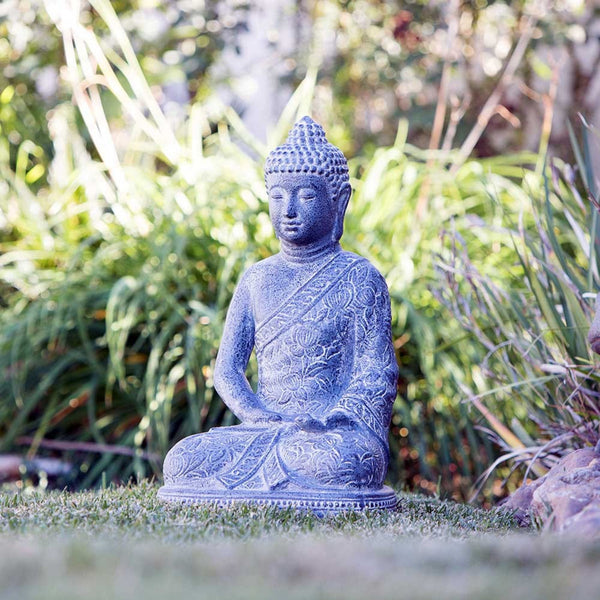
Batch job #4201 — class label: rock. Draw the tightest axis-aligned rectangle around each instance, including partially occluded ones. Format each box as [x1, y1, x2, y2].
[499, 477, 544, 526]
[552, 448, 599, 472]
[501, 447, 600, 538]
[535, 489, 593, 525]
[563, 504, 600, 537]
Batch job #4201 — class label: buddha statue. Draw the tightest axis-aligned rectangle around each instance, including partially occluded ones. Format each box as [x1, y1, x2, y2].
[159, 117, 399, 512]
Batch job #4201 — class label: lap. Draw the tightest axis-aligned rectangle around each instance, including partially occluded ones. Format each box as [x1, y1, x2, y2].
[163, 423, 387, 490]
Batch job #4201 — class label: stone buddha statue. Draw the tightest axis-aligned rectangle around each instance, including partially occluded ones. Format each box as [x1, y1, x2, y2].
[159, 117, 399, 512]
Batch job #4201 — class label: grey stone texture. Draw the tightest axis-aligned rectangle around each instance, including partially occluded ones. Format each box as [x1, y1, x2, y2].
[159, 117, 399, 512]
[502, 447, 600, 537]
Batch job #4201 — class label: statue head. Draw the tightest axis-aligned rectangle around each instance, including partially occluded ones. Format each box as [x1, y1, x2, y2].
[265, 117, 351, 245]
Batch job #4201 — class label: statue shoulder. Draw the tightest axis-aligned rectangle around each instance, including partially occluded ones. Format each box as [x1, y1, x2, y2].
[341, 251, 389, 291]
[239, 255, 279, 282]
[235, 255, 282, 298]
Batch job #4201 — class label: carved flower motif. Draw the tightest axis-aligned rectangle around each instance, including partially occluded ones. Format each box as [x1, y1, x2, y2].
[276, 373, 311, 410]
[289, 325, 325, 359]
[281, 371, 303, 391]
[323, 286, 353, 311]
[292, 326, 320, 350]
[356, 286, 376, 309]
[341, 450, 378, 488]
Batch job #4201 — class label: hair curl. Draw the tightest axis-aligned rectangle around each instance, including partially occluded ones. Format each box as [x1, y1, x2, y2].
[264, 116, 349, 199]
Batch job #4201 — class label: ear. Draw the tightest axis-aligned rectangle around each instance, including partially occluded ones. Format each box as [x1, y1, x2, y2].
[332, 182, 352, 241]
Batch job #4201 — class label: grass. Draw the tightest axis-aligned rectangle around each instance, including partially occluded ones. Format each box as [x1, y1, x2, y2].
[0, 482, 517, 540]
[1, 484, 600, 600]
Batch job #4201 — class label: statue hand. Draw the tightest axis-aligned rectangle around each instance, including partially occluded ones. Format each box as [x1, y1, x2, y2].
[325, 410, 356, 430]
[294, 415, 327, 432]
[294, 411, 356, 432]
[240, 406, 282, 425]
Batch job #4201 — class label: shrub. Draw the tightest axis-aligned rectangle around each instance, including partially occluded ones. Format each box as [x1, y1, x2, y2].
[435, 123, 600, 496]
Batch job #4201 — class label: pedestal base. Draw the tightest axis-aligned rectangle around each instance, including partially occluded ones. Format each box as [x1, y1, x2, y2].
[157, 485, 398, 514]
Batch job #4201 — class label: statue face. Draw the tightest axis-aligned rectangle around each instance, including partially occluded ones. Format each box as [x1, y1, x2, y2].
[267, 173, 336, 245]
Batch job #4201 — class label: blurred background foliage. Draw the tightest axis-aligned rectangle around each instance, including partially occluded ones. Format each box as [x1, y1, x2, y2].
[3, 0, 598, 181]
[1, 0, 600, 503]
[437, 129, 600, 498]
[305, 0, 597, 156]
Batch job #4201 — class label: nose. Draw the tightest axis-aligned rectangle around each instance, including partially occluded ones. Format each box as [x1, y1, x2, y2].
[284, 193, 298, 218]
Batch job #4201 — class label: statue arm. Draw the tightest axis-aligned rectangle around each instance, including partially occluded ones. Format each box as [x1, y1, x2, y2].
[214, 271, 280, 424]
[330, 268, 398, 438]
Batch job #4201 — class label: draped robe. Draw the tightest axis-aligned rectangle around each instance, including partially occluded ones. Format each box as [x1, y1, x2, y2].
[162, 251, 399, 493]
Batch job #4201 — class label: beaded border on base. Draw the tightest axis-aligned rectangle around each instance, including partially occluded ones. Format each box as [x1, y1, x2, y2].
[157, 485, 398, 513]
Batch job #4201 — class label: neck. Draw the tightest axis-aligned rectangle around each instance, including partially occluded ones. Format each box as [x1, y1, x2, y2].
[279, 238, 340, 264]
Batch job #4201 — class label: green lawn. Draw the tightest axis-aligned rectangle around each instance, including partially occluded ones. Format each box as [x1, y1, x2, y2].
[1, 483, 599, 600]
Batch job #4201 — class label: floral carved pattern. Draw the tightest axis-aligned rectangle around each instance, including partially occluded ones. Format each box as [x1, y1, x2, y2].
[162, 252, 398, 494]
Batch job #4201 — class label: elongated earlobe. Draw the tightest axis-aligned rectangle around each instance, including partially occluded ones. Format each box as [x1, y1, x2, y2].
[332, 182, 352, 242]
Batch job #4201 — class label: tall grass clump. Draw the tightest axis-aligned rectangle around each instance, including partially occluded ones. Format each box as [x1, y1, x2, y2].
[1, 0, 546, 497]
[435, 124, 600, 495]
[0, 0, 277, 487]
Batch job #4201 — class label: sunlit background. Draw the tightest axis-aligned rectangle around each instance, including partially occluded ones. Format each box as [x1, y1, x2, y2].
[2, 0, 597, 158]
